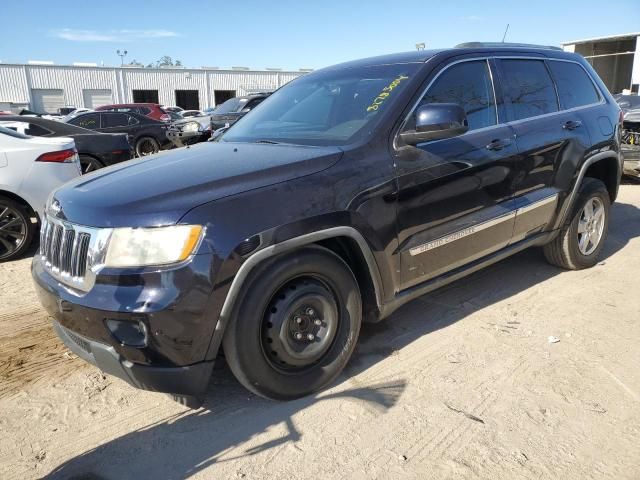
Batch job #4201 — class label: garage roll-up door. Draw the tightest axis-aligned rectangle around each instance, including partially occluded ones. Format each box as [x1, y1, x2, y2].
[31, 89, 65, 114]
[83, 89, 113, 109]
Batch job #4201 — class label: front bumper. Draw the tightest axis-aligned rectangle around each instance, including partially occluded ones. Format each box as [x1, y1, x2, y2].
[167, 129, 210, 148]
[54, 320, 213, 395]
[32, 253, 220, 395]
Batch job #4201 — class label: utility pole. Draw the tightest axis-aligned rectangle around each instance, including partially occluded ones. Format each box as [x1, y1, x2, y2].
[116, 49, 128, 66]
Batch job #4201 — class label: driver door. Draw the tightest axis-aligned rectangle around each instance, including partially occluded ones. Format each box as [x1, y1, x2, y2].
[394, 58, 519, 290]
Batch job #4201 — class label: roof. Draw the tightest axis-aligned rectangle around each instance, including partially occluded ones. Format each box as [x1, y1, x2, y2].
[561, 32, 640, 45]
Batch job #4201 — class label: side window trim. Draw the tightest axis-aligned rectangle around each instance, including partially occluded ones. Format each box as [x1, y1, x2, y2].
[395, 56, 503, 149]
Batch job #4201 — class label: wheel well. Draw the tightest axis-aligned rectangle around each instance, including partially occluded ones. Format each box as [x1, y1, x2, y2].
[0, 190, 38, 221]
[316, 236, 380, 322]
[584, 157, 619, 202]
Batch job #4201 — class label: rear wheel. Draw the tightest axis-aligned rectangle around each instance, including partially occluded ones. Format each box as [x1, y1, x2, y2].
[544, 178, 610, 270]
[135, 137, 160, 157]
[0, 197, 34, 262]
[223, 246, 362, 400]
[79, 155, 104, 174]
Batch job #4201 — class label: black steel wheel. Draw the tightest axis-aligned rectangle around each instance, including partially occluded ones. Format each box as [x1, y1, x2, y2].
[0, 198, 34, 262]
[223, 246, 362, 400]
[79, 155, 104, 174]
[262, 277, 340, 371]
[135, 137, 160, 157]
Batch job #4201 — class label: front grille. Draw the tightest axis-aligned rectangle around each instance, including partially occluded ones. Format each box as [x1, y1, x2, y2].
[40, 217, 92, 281]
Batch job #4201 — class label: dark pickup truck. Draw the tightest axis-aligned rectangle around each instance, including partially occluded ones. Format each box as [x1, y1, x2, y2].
[33, 43, 622, 406]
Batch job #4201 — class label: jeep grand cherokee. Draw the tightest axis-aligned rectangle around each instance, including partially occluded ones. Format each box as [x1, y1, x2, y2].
[33, 43, 622, 405]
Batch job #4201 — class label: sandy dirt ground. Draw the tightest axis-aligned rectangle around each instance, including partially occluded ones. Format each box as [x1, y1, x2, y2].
[1, 185, 639, 480]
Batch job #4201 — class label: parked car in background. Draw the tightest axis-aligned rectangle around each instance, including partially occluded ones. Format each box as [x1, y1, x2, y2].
[180, 110, 204, 118]
[96, 103, 171, 122]
[61, 108, 93, 122]
[167, 94, 270, 147]
[615, 94, 640, 176]
[0, 126, 80, 261]
[66, 111, 171, 157]
[0, 115, 132, 173]
[32, 45, 622, 406]
[166, 111, 183, 122]
[163, 106, 183, 113]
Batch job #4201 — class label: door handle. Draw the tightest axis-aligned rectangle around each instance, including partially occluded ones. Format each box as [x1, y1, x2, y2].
[485, 138, 511, 151]
[562, 120, 582, 131]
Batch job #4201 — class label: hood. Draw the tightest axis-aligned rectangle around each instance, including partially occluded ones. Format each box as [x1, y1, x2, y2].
[52, 141, 343, 227]
[623, 108, 640, 123]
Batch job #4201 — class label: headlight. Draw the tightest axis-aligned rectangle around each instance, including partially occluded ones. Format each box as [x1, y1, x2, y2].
[182, 121, 201, 133]
[104, 225, 203, 268]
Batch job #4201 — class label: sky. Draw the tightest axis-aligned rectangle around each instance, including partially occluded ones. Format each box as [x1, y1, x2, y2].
[1, 0, 638, 70]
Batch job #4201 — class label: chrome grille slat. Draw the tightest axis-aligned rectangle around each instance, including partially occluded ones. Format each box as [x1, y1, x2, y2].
[40, 216, 96, 291]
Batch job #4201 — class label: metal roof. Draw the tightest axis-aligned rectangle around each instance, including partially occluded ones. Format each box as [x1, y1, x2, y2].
[561, 32, 640, 46]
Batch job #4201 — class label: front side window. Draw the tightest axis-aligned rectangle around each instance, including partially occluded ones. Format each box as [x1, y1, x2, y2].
[102, 113, 129, 128]
[72, 113, 100, 129]
[413, 60, 497, 131]
[548, 61, 600, 110]
[500, 59, 558, 121]
[223, 63, 419, 146]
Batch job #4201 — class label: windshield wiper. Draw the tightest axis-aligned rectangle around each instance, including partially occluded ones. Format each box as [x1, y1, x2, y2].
[254, 139, 281, 144]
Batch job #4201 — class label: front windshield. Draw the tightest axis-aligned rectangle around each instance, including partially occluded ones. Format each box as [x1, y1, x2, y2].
[222, 63, 419, 146]
[214, 98, 245, 114]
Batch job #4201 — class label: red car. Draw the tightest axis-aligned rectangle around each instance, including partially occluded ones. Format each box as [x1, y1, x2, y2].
[96, 103, 171, 122]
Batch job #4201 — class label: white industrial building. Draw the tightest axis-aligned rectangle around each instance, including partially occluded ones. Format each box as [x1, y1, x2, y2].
[0, 62, 308, 114]
[562, 32, 640, 95]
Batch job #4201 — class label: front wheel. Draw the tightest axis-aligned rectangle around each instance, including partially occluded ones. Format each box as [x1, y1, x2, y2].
[223, 246, 362, 400]
[135, 137, 160, 157]
[544, 178, 610, 270]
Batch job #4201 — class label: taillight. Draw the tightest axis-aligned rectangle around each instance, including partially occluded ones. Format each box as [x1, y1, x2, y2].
[619, 109, 624, 125]
[160, 114, 171, 122]
[36, 148, 78, 163]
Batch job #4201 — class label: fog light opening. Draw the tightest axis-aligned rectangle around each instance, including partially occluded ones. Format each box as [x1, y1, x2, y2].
[105, 318, 149, 348]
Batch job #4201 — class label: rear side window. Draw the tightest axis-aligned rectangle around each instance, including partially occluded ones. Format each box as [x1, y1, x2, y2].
[102, 113, 129, 128]
[548, 61, 600, 109]
[25, 123, 53, 136]
[137, 107, 151, 115]
[73, 113, 100, 129]
[127, 115, 139, 126]
[418, 60, 497, 131]
[500, 59, 558, 121]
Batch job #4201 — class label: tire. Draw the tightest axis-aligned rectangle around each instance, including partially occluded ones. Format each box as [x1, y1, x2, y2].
[223, 245, 362, 400]
[543, 178, 610, 270]
[79, 155, 104, 174]
[0, 197, 35, 262]
[135, 137, 160, 157]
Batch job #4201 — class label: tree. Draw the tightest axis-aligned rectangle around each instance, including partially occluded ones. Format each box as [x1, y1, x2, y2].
[145, 56, 183, 68]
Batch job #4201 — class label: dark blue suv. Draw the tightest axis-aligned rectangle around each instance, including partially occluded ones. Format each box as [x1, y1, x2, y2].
[33, 43, 622, 405]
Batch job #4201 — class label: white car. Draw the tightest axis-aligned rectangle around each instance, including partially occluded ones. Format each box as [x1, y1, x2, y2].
[180, 110, 204, 118]
[0, 126, 81, 261]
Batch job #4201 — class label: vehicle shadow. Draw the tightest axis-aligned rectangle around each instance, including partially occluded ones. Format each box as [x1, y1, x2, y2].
[45, 200, 640, 480]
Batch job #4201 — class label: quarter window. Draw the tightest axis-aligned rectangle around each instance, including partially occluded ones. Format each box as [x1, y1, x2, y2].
[548, 61, 600, 109]
[416, 60, 497, 131]
[500, 59, 558, 121]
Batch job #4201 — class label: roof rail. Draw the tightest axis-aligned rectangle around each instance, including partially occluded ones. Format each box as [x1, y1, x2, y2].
[455, 42, 562, 51]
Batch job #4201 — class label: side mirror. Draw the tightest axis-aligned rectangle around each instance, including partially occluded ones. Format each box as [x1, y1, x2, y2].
[240, 107, 251, 113]
[400, 103, 468, 146]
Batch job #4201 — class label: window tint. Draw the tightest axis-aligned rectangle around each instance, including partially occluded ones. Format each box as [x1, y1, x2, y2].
[25, 123, 53, 136]
[102, 113, 129, 128]
[500, 60, 558, 120]
[244, 97, 266, 111]
[137, 107, 151, 115]
[548, 61, 600, 109]
[127, 115, 139, 126]
[417, 60, 497, 131]
[73, 113, 100, 129]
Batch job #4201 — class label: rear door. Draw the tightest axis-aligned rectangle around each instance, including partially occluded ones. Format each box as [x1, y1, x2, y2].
[495, 58, 592, 242]
[394, 58, 519, 289]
